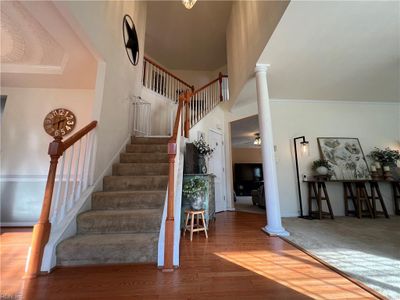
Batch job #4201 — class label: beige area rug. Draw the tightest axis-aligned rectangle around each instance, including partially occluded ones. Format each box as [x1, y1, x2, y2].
[234, 196, 265, 214]
[282, 216, 400, 299]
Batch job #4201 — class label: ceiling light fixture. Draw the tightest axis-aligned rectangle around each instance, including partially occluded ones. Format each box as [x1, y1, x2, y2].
[182, 0, 197, 9]
[254, 133, 261, 145]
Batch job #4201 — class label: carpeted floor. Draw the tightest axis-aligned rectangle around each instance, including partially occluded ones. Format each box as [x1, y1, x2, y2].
[282, 216, 400, 300]
[234, 196, 265, 214]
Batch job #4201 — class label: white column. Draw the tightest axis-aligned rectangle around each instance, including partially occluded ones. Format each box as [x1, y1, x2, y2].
[255, 64, 289, 237]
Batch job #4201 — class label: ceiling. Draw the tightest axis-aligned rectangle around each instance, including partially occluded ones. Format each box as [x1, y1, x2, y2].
[231, 114, 260, 148]
[235, 1, 400, 106]
[145, 1, 232, 71]
[1, 1, 97, 89]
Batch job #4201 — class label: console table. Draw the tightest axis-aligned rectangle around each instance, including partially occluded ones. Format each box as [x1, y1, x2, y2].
[305, 178, 394, 219]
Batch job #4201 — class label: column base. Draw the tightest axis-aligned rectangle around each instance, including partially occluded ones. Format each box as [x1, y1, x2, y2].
[262, 225, 290, 237]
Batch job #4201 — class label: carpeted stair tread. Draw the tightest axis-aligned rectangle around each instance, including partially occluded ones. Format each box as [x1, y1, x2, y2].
[103, 175, 168, 191]
[120, 152, 168, 163]
[92, 191, 165, 210]
[77, 209, 162, 234]
[56, 137, 169, 267]
[126, 144, 168, 153]
[113, 163, 169, 176]
[57, 232, 159, 266]
[131, 137, 170, 144]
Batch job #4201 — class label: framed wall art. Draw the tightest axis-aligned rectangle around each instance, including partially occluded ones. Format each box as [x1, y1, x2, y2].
[317, 137, 370, 180]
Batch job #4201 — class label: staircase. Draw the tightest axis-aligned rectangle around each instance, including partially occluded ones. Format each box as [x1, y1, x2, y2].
[57, 137, 169, 266]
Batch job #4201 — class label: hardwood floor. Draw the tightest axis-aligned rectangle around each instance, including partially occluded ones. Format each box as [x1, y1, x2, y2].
[1, 212, 377, 299]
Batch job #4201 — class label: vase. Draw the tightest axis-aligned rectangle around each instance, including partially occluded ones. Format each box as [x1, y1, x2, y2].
[198, 154, 207, 174]
[316, 166, 328, 175]
[191, 195, 203, 210]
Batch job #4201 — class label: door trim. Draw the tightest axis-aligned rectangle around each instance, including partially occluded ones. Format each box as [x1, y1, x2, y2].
[208, 129, 227, 212]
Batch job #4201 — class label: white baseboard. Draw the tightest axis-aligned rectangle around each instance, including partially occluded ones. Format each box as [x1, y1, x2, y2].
[1, 222, 34, 227]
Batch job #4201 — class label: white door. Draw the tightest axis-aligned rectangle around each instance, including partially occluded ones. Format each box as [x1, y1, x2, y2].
[208, 130, 226, 212]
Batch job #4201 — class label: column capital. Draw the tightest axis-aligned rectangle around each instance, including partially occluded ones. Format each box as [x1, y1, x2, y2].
[255, 64, 270, 74]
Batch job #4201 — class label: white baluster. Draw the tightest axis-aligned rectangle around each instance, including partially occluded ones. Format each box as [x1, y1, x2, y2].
[69, 140, 82, 209]
[60, 145, 74, 220]
[51, 154, 65, 224]
[77, 134, 89, 200]
[82, 132, 93, 190]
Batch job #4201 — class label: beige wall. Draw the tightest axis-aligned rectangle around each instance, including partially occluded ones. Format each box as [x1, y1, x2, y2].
[0, 87, 94, 225]
[1, 87, 94, 175]
[226, 1, 289, 104]
[232, 148, 262, 164]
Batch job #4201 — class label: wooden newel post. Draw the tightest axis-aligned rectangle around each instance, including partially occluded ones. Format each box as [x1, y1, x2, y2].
[218, 72, 223, 102]
[163, 141, 177, 272]
[25, 136, 64, 278]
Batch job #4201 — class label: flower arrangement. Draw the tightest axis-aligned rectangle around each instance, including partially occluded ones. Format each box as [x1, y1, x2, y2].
[368, 147, 400, 166]
[183, 177, 207, 198]
[193, 136, 214, 156]
[311, 159, 332, 171]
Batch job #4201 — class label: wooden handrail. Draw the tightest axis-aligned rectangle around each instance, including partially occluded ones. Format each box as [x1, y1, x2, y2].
[144, 56, 194, 90]
[163, 90, 191, 272]
[193, 73, 228, 94]
[63, 121, 97, 151]
[25, 121, 98, 278]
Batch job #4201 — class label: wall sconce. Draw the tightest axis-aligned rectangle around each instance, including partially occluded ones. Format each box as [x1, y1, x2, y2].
[254, 133, 261, 145]
[293, 136, 310, 219]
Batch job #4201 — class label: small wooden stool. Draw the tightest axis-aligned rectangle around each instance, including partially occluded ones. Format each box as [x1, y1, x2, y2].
[183, 210, 208, 241]
[369, 181, 389, 218]
[307, 181, 334, 219]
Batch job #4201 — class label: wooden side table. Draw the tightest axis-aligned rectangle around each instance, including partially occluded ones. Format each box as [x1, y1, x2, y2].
[369, 181, 389, 218]
[393, 181, 400, 215]
[343, 182, 358, 217]
[354, 182, 374, 218]
[307, 181, 334, 219]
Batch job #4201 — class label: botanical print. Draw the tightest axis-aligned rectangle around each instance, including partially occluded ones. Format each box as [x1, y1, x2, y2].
[317, 138, 370, 180]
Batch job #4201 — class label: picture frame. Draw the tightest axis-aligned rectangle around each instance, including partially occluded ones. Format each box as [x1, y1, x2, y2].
[317, 137, 370, 180]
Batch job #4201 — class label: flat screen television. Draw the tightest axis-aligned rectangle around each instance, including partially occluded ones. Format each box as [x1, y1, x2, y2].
[234, 163, 263, 196]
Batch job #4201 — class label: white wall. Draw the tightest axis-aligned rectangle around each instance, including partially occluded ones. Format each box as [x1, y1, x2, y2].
[0, 87, 94, 224]
[226, 1, 289, 104]
[188, 103, 234, 210]
[229, 99, 400, 217]
[140, 87, 176, 136]
[171, 65, 227, 90]
[57, 1, 148, 180]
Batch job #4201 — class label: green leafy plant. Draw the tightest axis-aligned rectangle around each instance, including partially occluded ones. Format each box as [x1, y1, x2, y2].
[193, 136, 214, 156]
[183, 178, 207, 198]
[368, 147, 400, 166]
[312, 159, 332, 171]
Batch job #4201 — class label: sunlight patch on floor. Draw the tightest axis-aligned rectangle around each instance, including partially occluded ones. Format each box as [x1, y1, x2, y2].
[214, 250, 374, 299]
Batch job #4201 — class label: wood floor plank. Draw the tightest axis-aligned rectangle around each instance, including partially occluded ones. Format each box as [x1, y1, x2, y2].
[1, 212, 379, 299]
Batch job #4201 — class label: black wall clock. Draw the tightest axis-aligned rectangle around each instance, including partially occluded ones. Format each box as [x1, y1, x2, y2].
[122, 14, 139, 66]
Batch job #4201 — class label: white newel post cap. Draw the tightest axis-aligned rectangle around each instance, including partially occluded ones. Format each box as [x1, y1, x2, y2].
[255, 64, 270, 73]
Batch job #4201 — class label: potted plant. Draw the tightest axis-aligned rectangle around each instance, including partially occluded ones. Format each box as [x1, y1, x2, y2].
[368, 147, 400, 171]
[312, 159, 332, 176]
[183, 177, 207, 210]
[193, 136, 214, 174]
